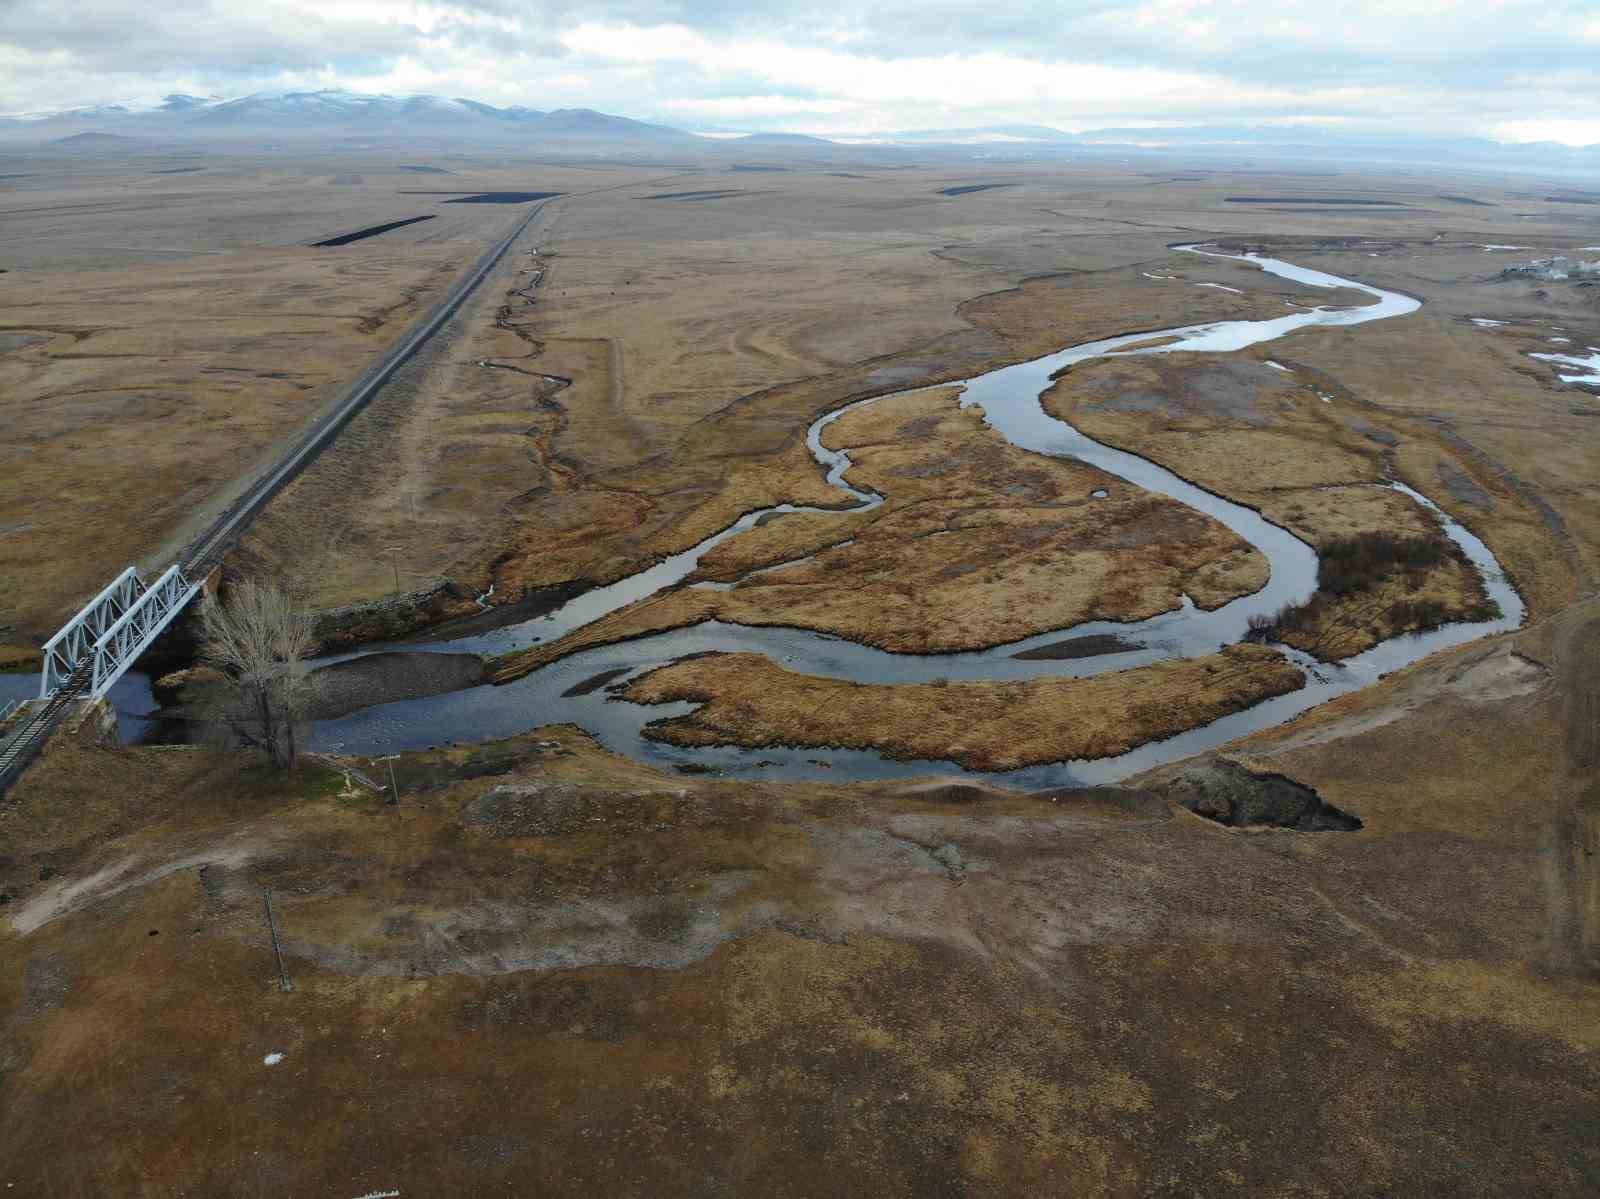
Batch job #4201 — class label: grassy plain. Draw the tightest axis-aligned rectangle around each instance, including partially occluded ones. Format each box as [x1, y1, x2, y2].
[0, 158, 657, 651]
[3, 148, 1600, 1194]
[236, 162, 1368, 630]
[622, 644, 1302, 770]
[493, 385, 1267, 676]
[0, 158, 588, 643]
[9, 152, 1592, 663]
[1041, 351, 1500, 656]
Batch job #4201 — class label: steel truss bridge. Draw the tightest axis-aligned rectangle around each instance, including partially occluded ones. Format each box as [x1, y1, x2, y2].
[0, 565, 205, 786]
[39, 565, 204, 700]
[0, 199, 553, 794]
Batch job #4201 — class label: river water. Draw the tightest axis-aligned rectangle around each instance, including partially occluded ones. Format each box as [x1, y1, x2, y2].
[30, 247, 1524, 786]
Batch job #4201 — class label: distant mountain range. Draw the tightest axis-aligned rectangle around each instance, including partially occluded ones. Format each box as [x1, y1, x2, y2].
[830, 122, 1600, 173]
[732, 132, 835, 146]
[0, 89, 692, 145]
[2, 91, 1597, 175]
[1063, 123, 1600, 172]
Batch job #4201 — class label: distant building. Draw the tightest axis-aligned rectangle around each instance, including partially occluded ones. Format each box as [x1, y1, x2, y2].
[1505, 255, 1600, 282]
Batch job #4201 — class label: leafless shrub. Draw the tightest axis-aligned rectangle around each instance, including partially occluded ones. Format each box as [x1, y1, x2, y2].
[1317, 531, 1457, 596]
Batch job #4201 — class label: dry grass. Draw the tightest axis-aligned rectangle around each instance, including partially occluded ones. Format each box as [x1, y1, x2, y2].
[1043, 352, 1510, 656]
[234, 167, 1358, 628]
[7, 157, 1599, 651]
[3, 164, 1600, 1196]
[0, 244, 473, 637]
[0, 644, 40, 672]
[494, 388, 1268, 679]
[960, 259, 1375, 359]
[693, 508, 877, 581]
[623, 644, 1303, 771]
[4, 604, 1599, 1195]
[1204, 236, 1600, 616]
[0, 159, 644, 637]
[1246, 530, 1497, 658]
[3, 155, 1499, 649]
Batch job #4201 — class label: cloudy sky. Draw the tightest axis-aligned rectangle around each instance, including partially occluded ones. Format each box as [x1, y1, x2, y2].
[4, 0, 1599, 143]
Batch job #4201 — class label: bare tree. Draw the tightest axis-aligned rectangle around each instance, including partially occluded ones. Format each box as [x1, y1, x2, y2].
[199, 578, 316, 769]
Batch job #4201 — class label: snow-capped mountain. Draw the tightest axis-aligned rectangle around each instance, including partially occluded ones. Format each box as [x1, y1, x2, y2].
[0, 89, 692, 144]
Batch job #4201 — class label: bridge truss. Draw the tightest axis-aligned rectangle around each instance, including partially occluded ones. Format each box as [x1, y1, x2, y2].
[39, 564, 204, 700]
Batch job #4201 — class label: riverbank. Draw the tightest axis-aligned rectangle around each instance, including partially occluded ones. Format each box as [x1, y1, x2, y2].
[623, 645, 1303, 772]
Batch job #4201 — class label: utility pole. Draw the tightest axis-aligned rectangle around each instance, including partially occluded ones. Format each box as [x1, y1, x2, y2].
[375, 753, 401, 807]
[263, 889, 292, 992]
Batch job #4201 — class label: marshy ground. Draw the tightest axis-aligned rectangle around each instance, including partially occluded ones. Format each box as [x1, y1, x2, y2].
[3, 148, 1599, 1194]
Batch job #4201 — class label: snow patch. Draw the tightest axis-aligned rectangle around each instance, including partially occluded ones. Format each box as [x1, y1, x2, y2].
[263, 1052, 285, 1066]
[1470, 318, 1507, 328]
[1530, 348, 1600, 387]
[1264, 360, 1292, 373]
[1194, 282, 1243, 294]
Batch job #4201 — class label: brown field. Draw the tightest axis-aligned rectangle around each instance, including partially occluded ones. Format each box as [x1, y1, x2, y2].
[492, 385, 1267, 677]
[0, 596, 1595, 1194]
[4, 149, 1600, 1195]
[233, 165, 1368, 631]
[1040, 352, 1504, 657]
[623, 643, 1302, 770]
[0, 246, 475, 638]
[9, 153, 1591, 655]
[1218, 237, 1599, 615]
[0, 159, 657, 646]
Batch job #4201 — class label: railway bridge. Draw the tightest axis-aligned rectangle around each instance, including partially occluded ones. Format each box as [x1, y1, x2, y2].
[0, 198, 554, 794]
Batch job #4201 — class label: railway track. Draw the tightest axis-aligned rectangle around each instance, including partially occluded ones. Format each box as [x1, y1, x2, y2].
[0, 663, 91, 790]
[184, 198, 552, 573]
[1, 200, 552, 797]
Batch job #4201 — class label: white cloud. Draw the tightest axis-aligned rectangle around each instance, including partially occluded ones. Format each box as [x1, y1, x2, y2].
[557, 22, 1416, 133]
[1, 0, 1597, 142]
[1493, 118, 1600, 146]
[660, 95, 862, 118]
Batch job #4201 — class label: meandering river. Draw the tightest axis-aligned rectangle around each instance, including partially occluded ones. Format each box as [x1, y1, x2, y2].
[33, 246, 1524, 786]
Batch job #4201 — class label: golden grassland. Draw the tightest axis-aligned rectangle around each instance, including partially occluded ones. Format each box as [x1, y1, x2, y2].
[3, 159, 1599, 1196]
[1219, 236, 1600, 615]
[692, 508, 876, 581]
[0, 244, 471, 636]
[234, 166, 1373, 627]
[493, 386, 1268, 678]
[1041, 351, 1510, 657]
[622, 644, 1302, 771]
[0, 644, 40, 672]
[0, 159, 651, 637]
[11, 155, 1584, 652]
